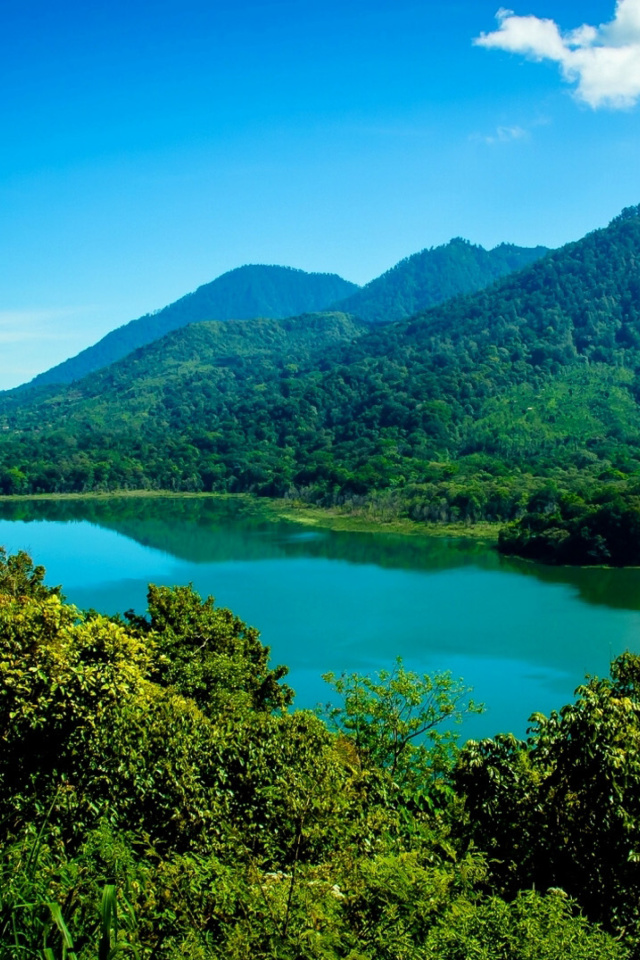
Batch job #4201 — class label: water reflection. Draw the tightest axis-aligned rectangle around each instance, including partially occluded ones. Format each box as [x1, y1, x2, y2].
[2, 496, 639, 612]
[0, 496, 494, 569]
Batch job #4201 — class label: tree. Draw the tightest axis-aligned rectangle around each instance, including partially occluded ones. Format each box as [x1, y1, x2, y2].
[0, 546, 60, 599]
[322, 658, 483, 789]
[456, 652, 640, 942]
[125, 583, 293, 717]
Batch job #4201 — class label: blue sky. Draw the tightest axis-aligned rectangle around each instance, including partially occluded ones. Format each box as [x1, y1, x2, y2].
[2, 0, 640, 388]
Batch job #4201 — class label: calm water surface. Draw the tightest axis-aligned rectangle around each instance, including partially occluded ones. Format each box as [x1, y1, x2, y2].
[1, 496, 639, 740]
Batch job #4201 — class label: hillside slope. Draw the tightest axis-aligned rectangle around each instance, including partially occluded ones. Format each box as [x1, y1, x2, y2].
[2, 207, 640, 517]
[19, 239, 549, 392]
[332, 238, 550, 323]
[22, 265, 359, 390]
[0, 310, 366, 434]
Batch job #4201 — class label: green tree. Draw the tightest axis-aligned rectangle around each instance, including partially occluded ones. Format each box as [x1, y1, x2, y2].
[323, 658, 483, 790]
[126, 583, 293, 717]
[0, 545, 60, 599]
[456, 651, 640, 943]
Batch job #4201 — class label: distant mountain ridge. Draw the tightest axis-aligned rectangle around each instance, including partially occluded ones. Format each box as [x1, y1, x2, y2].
[18, 239, 550, 392]
[23, 265, 359, 390]
[332, 238, 550, 323]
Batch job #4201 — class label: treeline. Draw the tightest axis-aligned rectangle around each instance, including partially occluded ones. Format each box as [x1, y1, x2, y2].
[0, 547, 637, 958]
[5, 440, 640, 564]
[498, 488, 640, 565]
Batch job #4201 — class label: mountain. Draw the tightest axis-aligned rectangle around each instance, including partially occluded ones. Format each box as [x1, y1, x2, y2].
[331, 238, 550, 323]
[22, 265, 359, 390]
[19, 240, 550, 393]
[3, 206, 640, 527]
[19, 240, 549, 394]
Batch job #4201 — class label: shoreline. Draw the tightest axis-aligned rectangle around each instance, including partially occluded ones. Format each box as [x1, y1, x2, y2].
[0, 490, 501, 542]
[1, 490, 637, 568]
[262, 499, 501, 540]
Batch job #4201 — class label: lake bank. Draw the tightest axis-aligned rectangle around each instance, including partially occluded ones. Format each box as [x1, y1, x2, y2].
[0, 490, 501, 542]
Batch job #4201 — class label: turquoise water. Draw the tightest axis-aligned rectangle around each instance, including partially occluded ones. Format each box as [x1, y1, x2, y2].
[1, 496, 639, 740]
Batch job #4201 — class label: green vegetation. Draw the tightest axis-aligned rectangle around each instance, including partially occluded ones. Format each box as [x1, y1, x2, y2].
[24, 265, 359, 389]
[498, 487, 640, 565]
[21, 238, 548, 392]
[456, 651, 640, 942]
[323, 661, 483, 789]
[333, 237, 549, 323]
[2, 209, 640, 563]
[0, 546, 635, 958]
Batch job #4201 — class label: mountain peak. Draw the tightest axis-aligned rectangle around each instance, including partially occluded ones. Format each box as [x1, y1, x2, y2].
[332, 238, 550, 324]
[19, 265, 359, 391]
[611, 204, 640, 225]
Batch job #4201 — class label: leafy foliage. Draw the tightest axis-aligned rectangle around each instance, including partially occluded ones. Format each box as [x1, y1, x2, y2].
[0, 547, 634, 957]
[323, 659, 483, 789]
[422, 890, 625, 960]
[0, 545, 61, 599]
[125, 582, 293, 716]
[499, 488, 640, 565]
[456, 651, 640, 946]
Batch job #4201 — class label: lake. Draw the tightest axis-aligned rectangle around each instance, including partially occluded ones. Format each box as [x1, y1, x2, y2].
[1, 495, 639, 741]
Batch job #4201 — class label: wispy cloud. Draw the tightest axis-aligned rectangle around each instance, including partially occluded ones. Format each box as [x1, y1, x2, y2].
[475, 0, 640, 109]
[0, 307, 110, 389]
[0, 308, 98, 342]
[471, 124, 530, 145]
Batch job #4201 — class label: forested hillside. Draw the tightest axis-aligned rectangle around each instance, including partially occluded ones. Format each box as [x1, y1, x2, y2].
[22, 265, 359, 389]
[0, 310, 366, 431]
[3, 207, 640, 561]
[0, 546, 637, 958]
[333, 237, 549, 323]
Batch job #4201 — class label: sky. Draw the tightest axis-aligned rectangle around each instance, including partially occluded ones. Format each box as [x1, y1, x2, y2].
[2, 0, 640, 389]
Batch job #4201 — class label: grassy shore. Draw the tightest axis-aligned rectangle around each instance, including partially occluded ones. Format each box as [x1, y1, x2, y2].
[262, 499, 501, 540]
[0, 490, 501, 541]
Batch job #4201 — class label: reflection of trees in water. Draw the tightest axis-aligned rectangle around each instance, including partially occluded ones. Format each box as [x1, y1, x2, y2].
[2, 497, 640, 611]
[0, 497, 496, 570]
[503, 556, 640, 612]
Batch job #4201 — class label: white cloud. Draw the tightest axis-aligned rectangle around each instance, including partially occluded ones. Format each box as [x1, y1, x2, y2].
[475, 0, 640, 109]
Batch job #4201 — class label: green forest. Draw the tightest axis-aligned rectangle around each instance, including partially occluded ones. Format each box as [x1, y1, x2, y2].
[3, 210, 640, 956]
[1, 546, 639, 959]
[2, 209, 640, 561]
[333, 238, 548, 324]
